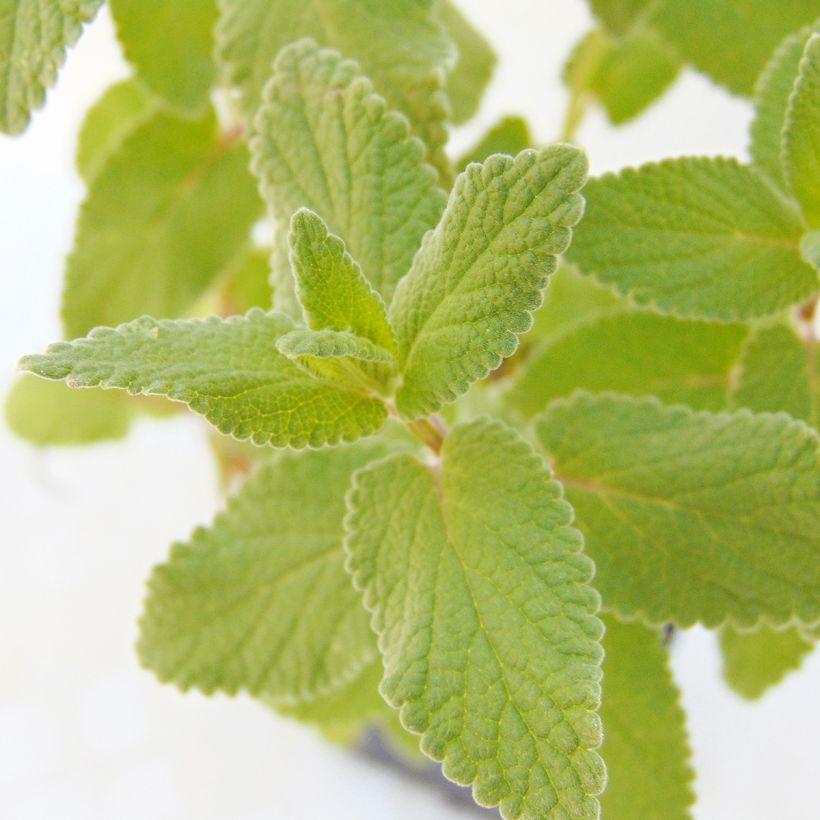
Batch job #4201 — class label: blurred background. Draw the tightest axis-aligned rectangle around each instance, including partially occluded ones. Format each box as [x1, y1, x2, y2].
[1, 1, 819, 818]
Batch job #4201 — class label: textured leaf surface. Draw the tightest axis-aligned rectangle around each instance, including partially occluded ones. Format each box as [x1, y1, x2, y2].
[599, 617, 694, 819]
[62, 110, 261, 338]
[217, 0, 454, 172]
[508, 310, 746, 417]
[535, 392, 820, 627]
[109, 0, 217, 114]
[250, 41, 446, 305]
[20, 310, 388, 448]
[0, 0, 102, 134]
[139, 443, 382, 698]
[568, 157, 817, 320]
[720, 624, 815, 699]
[345, 419, 605, 819]
[783, 35, 820, 227]
[456, 115, 532, 170]
[390, 145, 588, 419]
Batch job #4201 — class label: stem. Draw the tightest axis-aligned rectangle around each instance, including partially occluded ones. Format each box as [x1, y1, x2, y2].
[406, 415, 448, 455]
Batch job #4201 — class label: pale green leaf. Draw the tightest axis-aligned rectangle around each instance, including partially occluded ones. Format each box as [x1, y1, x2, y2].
[588, 0, 652, 35]
[139, 443, 382, 698]
[507, 310, 747, 417]
[720, 624, 815, 699]
[250, 40, 447, 305]
[345, 418, 605, 819]
[20, 310, 388, 448]
[75, 78, 157, 183]
[390, 144, 588, 419]
[0, 0, 102, 134]
[568, 157, 817, 321]
[730, 323, 819, 429]
[216, 0, 454, 174]
[535, 391, 820, 628]
[600, 617, 694, 820]
[783, 34, 820, 227]
[219, 245, 273, 314]
[109, 0, 217, 115]
[436, 0, 495, 125]
[62, 110, 261, 338]
[803, 229, 820, 269]
[455, 115, 532, 170]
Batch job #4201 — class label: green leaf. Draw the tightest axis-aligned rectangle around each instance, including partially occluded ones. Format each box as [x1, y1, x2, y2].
[287, 208, 396, 352]
[109, 0, 217, 115]
[216, 0, 455, 174]
[219, 245, 273, 314]
[62, 109, 261, 338]
[599, 617, 694, 820]
[455, 114, 532, 170]
[507, 310, 747, 417]
[588, 0, 652, 35]
[138, 442, 382, 698]
[783, 34, 820, 227]
[390, 144, 588, 420]
[436, 0, 495, 125]
[0, 0, 102, 134]
[4, 373, 132, 446]
[568, 157, 818, 321]
[730, 323, 819, 429]
[345, 418, 605, 819]
[75, 78, 157, 183]
[20, 310, 388, 448]
[250, 40, 447, 305]
[535, 391, 820, 628]
[719, 624, 815, 699]
[749, 22, 819, 195]
[802, 228, 820, 268]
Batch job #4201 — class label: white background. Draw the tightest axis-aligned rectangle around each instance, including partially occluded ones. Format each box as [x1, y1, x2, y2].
[1, 2, 819, 818]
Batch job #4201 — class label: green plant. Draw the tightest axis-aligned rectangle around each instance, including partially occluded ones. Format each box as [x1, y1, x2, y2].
[4, 1, 820, 817]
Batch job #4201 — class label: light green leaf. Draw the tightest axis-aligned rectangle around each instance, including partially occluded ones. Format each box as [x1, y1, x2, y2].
[507, 310, 747, 417]
[390, 144, 588, 419]
[802, 228, 820, 268]
[109, 0, 217, 115]
[535, 391, 820, 628]
[568, 157, 817, 321]
[288, 208, 396, 352]
[720, 624, 815, 699]
[600, 617, 694, 820]
[219, 245, 273, 314]
[345, 418, 605, 819]
[4, 373, 132, 446]
[749, 22, 819, 195]
[216, 0, 454, 174]
[588, 0, 652, 35]
[62, 109, 261, 338]
[139, 443, 382, 698]
[0, 0, 102, 134]
[75, 78, 157, 183]
[730, 323, 819, 429]
[455, 114, 532, 170]
[20, 310, 388, 448]
[783, 34, 820, 227]
[436, 0, 495, 125]
[250, 40, 447, 305]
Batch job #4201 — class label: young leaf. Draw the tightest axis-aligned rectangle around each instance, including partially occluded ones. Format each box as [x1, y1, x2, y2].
[534, 392, 820, 628]
[455, 115, 532, 170]
[20, 310, 388, 448]
[345, 419, 605, 819]
[599, 617, 694, 820]
[390, 144, 588, 419]
[719, 624, 815, 700]
[62, 110, 261, 338]
[783, 35, 820, 227]
[0, 0, 102, 134]
[507, 310, 747, 417]
[109, 0, 217, 115]
[138, 443, 383, 698]
[216, 0, 454, 174]
[250, 40, 447, 305]
[568, 157, 818, 321]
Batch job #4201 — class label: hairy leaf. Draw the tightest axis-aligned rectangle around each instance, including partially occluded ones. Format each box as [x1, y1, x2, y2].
[456, 115, 532, 170]
[346, 419, 605, 819]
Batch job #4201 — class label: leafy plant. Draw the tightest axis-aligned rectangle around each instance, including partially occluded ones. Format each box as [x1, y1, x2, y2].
[5, 1, 820, 817]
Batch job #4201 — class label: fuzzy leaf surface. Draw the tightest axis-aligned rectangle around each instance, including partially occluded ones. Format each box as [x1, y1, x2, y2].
[535, 392, 820, 627]
[390, 145, 588, 419]
[346, 418, 605, 819]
